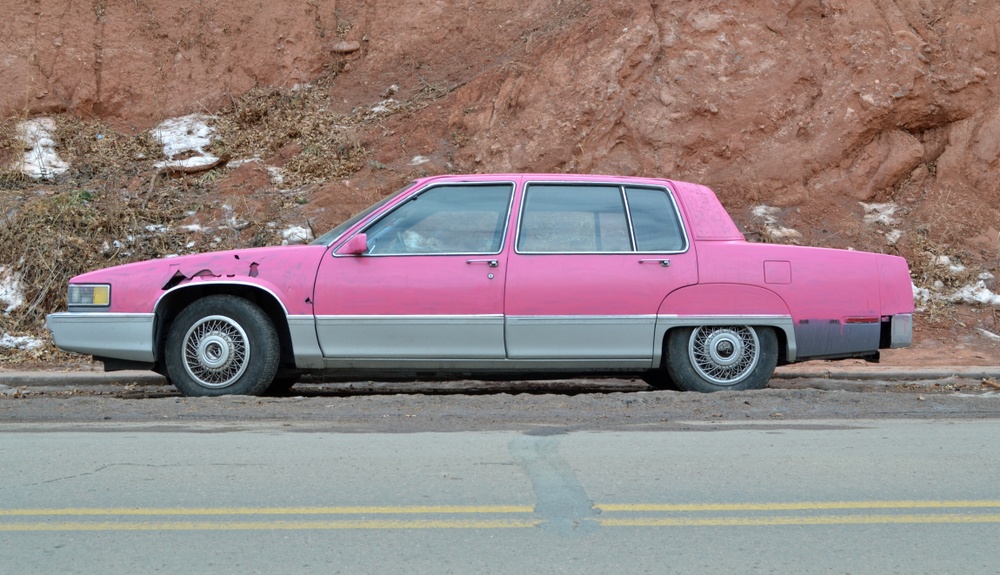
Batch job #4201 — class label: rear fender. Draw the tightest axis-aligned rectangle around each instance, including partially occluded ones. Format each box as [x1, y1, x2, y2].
[653, 284, 796, 365]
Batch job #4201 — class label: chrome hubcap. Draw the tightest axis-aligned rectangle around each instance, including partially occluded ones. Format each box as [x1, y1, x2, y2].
[182, 316, 250, 388]
[688, 326, 759, 386]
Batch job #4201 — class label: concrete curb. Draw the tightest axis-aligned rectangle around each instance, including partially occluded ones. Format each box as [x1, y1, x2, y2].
[1, 366, 999, 387]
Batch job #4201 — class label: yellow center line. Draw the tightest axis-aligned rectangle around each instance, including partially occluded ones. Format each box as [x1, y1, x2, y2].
[599, 514, 1000, 527]
[0, 519, 542, 531]
[0, 505, 534, 517]
[596, 500, 1000, 512]
[3, 501, 1000, 531]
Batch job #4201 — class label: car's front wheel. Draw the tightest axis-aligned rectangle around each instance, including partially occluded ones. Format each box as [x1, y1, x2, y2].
[666, 325, 777, 392]
[164, 295, 279, 396]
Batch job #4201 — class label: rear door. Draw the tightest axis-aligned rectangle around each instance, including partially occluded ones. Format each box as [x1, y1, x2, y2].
[504, 182, 698, 360]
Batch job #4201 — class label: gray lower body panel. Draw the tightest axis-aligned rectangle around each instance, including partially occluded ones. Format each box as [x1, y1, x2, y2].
[46, 312, 155, 363]
[316, 315, 505, 359]
[505, 315, 656, 360]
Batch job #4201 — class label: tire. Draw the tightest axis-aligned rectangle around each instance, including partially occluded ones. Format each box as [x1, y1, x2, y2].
[164, 295, 280, 397]
[666, 325, 777, 393]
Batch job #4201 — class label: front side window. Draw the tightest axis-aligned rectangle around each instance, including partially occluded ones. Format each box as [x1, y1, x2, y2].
[362, 184, 513, 255]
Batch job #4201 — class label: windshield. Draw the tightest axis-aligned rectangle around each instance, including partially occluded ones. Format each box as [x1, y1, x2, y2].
[310, 182, 416, 246]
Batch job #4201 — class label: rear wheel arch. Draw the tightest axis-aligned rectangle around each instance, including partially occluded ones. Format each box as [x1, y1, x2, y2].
[654, 284, 796, 367]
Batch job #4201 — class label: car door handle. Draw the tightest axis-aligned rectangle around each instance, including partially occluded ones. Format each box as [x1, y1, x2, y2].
[467, 259, 499, 267]
[639, 259, 671, 267]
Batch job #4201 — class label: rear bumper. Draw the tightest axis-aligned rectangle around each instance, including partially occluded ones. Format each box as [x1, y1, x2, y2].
[889, 313, 913, 349]
[46, 312, 156, 363]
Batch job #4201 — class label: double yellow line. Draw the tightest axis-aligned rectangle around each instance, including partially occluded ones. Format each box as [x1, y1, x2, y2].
[2, 500, 999, 531]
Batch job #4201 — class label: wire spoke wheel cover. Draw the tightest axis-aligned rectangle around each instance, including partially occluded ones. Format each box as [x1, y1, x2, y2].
[165, 295, 280, 397]
[666, 324, 777, 392]
[182, 315, 250, 388]
[688, 326, 759, 386]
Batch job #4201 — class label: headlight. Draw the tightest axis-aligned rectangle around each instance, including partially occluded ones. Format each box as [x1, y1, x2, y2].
[67, 284, 111, 307]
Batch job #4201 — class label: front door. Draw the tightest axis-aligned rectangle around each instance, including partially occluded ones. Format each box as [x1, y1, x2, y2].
[312, 182, 514, 359]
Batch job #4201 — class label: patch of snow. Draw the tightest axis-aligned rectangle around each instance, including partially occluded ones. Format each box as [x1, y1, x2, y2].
[409, 155, 430, 166]
[860, 202, 899, 226]
[0, 266, 25, 314]
[949, 281, 1000, 306]
[282, 226, 313, 245]
[370, 98, 399, 115]
[977, 328, 1000, 341]
[751, 205, 802, 240]
[0, 333, 43, 350]
[931, 254, 966, 274]
[151, 114, 219, 170]
[228, 157, 262, 169]
[145, 224, 170, 233]
[884, 229, 903, 245]
[266, 166, 285, 185]
[13, 118, 70, 179]
[179, 224, 208, 232]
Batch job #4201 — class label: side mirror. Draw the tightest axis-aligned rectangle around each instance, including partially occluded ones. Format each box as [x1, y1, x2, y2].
[340, 233, 368, 255]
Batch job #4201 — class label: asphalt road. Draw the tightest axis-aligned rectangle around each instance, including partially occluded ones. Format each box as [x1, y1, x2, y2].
[2, 419, 999, 574]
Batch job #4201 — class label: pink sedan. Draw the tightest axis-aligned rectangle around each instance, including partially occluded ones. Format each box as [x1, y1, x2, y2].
[47, 174, 914, 395]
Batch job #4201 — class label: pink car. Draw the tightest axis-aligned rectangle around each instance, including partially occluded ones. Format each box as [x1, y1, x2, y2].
[47, 174, 914, 396]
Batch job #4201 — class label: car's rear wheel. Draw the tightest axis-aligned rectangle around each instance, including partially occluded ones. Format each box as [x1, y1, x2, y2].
[165, 295, 279, 396]
[666, 325, 777, 392]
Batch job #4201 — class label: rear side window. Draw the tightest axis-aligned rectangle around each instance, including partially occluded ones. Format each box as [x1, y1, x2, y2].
[517, 183, 686, 253]
[625, 187, 686, 252]
[518, 185, 631, 252]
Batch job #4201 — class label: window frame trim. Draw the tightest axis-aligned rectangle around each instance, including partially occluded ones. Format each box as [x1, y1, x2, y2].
[514, 181, 691, 255]
[332, 181, 517, 258]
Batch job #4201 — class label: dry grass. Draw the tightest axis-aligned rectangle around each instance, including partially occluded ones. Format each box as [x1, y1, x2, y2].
[1, 69, 440, 355]
[211, 73, 369, 187]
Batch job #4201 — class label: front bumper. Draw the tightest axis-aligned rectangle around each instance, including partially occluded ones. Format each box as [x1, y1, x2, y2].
[46, 312, 156, 363]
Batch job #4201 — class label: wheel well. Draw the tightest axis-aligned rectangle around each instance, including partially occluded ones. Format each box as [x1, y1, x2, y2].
[657, 324, 790, 369]
[153, 285, 295, 373]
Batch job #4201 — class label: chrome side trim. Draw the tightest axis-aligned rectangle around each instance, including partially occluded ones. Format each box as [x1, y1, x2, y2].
[890, 313, 913, 349]
[287, 315, 323, 369]
[653, 315, 797, 364]
[319, 358, 652, 372]
[46, 312, 155, 363]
